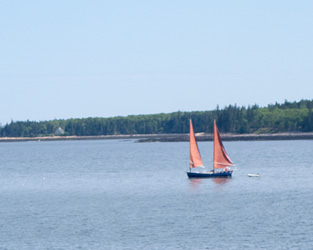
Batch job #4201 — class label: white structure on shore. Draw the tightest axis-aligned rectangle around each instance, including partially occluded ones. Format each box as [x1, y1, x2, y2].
[55, 127, 65, 135]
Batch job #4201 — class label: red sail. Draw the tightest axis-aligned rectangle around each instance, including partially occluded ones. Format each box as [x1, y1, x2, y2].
[189, 120, 204, 168]
[213, 121, 233, 169]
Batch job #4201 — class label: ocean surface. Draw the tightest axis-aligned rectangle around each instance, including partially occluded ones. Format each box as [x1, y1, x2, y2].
[0, 139, 313, 249]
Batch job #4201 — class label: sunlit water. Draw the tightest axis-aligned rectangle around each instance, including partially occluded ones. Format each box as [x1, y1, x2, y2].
[0, 139, 313, 249]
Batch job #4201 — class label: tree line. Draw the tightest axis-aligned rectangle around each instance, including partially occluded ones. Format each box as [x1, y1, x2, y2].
[1, 99, 313, 137]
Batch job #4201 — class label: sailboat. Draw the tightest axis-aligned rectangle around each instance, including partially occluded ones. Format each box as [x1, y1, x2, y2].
[187, 119, 234, 178]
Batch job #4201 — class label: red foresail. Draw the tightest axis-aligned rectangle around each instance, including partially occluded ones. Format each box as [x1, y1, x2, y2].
[213, 121, 233, 169]
[189, 120, 204, 168]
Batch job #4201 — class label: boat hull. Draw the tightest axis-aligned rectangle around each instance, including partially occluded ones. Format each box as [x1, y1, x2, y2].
[187, 171, 232, 178]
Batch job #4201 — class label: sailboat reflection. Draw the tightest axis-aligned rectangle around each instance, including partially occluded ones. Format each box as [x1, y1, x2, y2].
[188, 176, 231, 189]
[213, 177, 230, 185]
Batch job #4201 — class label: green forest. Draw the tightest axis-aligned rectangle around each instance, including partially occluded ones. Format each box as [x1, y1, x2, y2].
[1, 99, 313, 137]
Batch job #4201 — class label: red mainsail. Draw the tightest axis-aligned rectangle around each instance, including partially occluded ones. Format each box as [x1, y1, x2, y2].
[213, 121, 233, 169]
[189, 120, 204, 168]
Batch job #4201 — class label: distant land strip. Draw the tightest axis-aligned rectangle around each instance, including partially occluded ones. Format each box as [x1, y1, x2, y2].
[1, 132, 313, 143]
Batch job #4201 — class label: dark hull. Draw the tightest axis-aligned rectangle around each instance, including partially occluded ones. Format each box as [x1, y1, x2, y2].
[187, 171, 232, 178]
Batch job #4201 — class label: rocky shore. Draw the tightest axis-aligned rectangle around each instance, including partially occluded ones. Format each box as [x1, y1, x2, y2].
[136, 132, 313, 142]
[1, 132, 313, 143]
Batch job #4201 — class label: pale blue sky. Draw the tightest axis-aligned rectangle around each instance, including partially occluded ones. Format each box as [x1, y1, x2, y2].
[1, 0, 312, 125]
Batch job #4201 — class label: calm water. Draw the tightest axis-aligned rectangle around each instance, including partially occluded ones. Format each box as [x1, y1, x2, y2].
[0, 139, 313, 249]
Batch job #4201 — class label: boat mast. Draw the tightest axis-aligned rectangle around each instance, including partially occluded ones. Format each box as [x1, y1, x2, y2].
[213, 120, 216, 173]
[189, 119, 191, 173]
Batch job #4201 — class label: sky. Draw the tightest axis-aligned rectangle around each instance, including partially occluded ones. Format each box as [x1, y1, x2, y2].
[0, 0, 312, 125]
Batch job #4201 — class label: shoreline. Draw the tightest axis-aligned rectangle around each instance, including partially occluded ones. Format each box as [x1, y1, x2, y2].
[1, 132, 313, 143]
